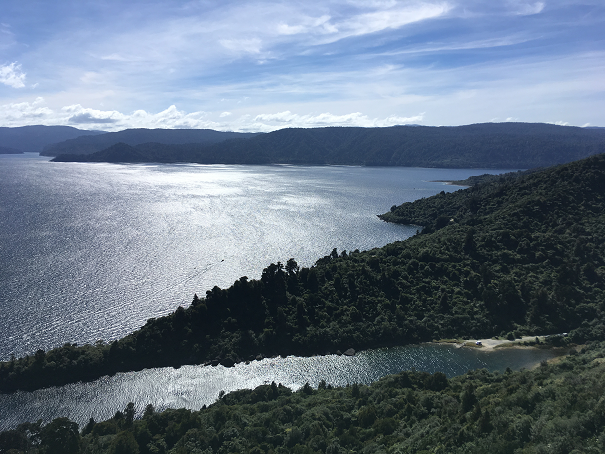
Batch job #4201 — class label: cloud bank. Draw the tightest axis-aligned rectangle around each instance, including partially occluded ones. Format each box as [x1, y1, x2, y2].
[0, 98, 424, 132]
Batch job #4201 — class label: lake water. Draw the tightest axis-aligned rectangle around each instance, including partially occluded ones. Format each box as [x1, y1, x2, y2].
[0, 154, 510, 361]
[0, 343, 557, 430]
[0, 154, 538, 429]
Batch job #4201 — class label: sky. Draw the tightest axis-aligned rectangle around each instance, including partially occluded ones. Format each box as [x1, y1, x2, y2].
[0, 0, 603, 132]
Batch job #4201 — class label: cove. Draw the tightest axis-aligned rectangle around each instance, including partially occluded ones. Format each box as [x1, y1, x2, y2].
[0, 343, 558, 431]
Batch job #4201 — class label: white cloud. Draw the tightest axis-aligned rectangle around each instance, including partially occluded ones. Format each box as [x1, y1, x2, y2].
[0, 62, 26, 88]
[379, 34, 534, 56]
[100, 53, 131, 62]
[275, 2, 452, 44]
[341, 3, 451, 38]
[68, 112, 120, 124]
[250, 111, 424, 130]
[276, 15, 337, 36]
[0, 97, 53, 124]
[514, 2, 545, 16]
[0, 96, 427, 132]
[0, 100, 216, 130]
[219, 38, 263, 55]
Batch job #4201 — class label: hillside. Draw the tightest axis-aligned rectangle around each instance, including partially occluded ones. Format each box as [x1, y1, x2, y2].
[2, 153, 604, 393]
[0, 125, 103, 152]
[51, 122, 605, 168]
[42, 128, 260, 156]
[52, 142, 209, 163]
[0, 146, 24, 154]
[3, 341, 604, 453]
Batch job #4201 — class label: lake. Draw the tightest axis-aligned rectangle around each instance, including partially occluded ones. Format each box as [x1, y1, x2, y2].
[0, 154, 544, 429]
[0, 154, 511, 361]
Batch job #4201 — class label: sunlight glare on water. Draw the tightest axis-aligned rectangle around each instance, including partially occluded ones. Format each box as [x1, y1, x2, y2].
[0, 154, 511, 360]
[0, 343, 557, 430]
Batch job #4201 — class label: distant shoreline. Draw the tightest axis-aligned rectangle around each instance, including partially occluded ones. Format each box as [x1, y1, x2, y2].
[434, 335, 567, 352]
[429, 179, 470, 186]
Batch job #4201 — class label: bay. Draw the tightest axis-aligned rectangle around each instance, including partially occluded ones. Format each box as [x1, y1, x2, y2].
[0, 343, 557, 430]
[0, 154, 509, 361]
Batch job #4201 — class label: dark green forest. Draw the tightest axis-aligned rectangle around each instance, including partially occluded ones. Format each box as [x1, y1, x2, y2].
[2, 342, 605, 453]
[2, 153, 604, 393]
[51, 123, 605, 169]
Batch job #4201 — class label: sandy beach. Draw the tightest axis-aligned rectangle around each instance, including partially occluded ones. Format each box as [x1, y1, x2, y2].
[440, 335, 551, 351]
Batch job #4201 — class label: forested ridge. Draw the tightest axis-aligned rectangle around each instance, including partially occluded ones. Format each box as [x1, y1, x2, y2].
[42, 129, 259, 157]
[0, 126, 103, 153]
[51, 122, 605, 169]
[2, 153, 604, 394]
[2, 342, 605, 453]
[0, 146, 24, 154]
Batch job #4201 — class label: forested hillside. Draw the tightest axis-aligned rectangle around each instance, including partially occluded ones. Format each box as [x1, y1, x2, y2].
[0, 146, 23, 154]
[0, 125, 102, 153]
[2, 153, 604, 393]
[51, 123, 605, 168]
[42, 129, 259, 156]
[2, 342, 605, 453]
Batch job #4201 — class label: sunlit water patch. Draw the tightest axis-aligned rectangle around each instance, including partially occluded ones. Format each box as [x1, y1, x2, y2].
[0, 344, 557, 430]
[0, 154, 513, 360]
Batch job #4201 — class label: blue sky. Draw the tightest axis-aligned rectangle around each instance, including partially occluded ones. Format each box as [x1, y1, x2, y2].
[0, 0, 603, 131]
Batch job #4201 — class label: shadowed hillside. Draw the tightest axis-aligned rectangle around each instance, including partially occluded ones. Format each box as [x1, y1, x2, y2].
[52, 122, 605, 168]
[42, 128, 260, 156]
[0, 125, 103, 152]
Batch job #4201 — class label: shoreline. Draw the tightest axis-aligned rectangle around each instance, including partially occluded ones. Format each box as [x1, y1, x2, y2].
[429, 179, 470, 187]
[433, 335, 564, 351]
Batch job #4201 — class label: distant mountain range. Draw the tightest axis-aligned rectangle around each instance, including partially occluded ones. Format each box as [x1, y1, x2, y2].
[0, 125, 104, 152]
[52, 122, 605, 169]
[41, 128, 260, 156]
[0, 146, 24, 154]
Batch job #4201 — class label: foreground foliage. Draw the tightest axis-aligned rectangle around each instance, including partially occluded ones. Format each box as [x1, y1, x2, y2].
[2, 154, 605, 392]
[2, 341, 605, 454]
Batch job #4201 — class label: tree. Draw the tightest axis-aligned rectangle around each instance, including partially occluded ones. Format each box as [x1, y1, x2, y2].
[40, 417, 80, 454]
[110, 430, 139, 454]
[125, 402, 136, 428]
[286, 258, 299, 275]
[461, 385, 477, 413]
